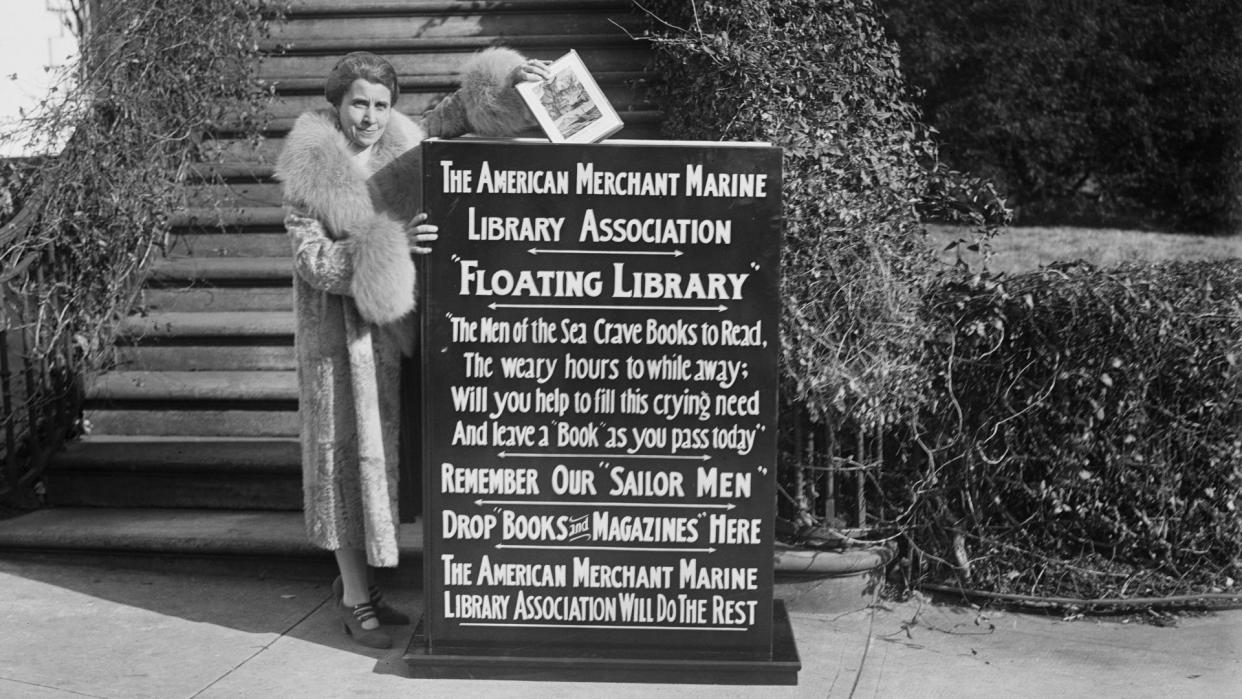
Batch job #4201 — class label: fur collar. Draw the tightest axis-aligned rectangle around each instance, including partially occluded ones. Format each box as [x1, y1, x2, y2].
[275, 108, 426, 237]
[273, 48, 532, 330]
[276, 109, 424, 329]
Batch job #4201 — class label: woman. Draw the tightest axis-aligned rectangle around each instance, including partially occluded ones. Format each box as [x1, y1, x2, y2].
[275, 48, 548, 649]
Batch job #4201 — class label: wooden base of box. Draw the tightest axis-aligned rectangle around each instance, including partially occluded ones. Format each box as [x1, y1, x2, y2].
[403, 599, 801, 685]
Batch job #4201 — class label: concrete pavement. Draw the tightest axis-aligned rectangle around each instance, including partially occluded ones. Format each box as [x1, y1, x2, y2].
[0, 556, 1238, 698]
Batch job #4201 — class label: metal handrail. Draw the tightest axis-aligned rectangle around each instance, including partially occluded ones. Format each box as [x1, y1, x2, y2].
[0, 192, 82, 506]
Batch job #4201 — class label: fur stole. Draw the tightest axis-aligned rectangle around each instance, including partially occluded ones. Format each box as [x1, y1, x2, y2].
[275, 109, 424, 326]
[456, 48, 539, 136]
[274, 47, 537, 325]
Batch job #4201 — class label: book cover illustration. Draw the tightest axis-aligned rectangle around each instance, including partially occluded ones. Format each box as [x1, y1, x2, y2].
[516, 49, 624, 144]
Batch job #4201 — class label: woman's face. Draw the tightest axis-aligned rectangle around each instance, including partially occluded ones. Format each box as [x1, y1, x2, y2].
[337, 78, 392, 151]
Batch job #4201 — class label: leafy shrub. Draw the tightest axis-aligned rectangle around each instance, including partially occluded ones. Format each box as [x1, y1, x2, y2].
[881, 0, 1242, 232]
[0, 0, 281, 366]
[887, 260, 1242, 597]
[640, 0, 1005, 434]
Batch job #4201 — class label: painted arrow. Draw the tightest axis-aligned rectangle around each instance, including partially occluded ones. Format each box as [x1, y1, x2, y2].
[527, 248, 684, 257]
[497, 451, 710, 461]
[487, 302, 728, 312]
[460, 622, 745, 632]
[475, 499, 736, 510]
[495, 544, 717, 554]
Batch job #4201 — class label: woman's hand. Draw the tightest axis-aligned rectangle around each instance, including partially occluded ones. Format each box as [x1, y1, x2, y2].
[511, 58, 551, 85]
[406, 213, 438, 255]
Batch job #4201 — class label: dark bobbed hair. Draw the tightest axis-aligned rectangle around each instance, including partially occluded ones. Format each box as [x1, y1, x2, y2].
[324, 51, 400, 106]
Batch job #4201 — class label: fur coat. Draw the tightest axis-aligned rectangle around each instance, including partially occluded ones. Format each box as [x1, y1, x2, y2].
[274, 48, 535, 566]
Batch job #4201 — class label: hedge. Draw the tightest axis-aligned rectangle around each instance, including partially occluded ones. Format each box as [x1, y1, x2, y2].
[887, 260, 1242, 599]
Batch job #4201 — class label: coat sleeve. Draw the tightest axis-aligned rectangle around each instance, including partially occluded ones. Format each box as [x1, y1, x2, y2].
[286, 204, 417, 325]
[346, 212, 416, 324]
[422, 47, 538, 138]
[286, 205, 355, 296]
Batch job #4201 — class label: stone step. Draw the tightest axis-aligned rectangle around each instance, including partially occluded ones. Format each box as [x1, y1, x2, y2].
[261, 31, 638, 57]
[43, 434, 303, 510]
[169, 206, 286, 231]
[86, 409, 298, 437]
[117, 312, 294, 341]
[147, 256, 291, 285]
[137, 287, 293, 313]
[264, 84, 654, 122]
[163, 232, 291, 258]
[51, 436, 301, 472]
[114, 345, 296, 372]
[268, 69, 650, 95]
[42, 470, 301, 510]
[273, 5, 642, 44]
[283, 0, 632, 14]
[198, 112, 663, 168]
[186, 161, 276, 182]
[198, 137, 284, 166]
[259, 43, 652, 84]
[257, 110, 662, 138]
[85, 371, 298, 405]
[187, 107, 674, 179]
[0, 508, 319, 556]
[184, 182, 284, 209]
[0, 507, 425, 570]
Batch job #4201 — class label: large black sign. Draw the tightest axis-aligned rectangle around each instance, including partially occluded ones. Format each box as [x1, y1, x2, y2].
[412, 140, 794, 681]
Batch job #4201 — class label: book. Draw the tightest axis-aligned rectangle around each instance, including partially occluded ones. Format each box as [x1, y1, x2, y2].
[515, 50, 624, 144]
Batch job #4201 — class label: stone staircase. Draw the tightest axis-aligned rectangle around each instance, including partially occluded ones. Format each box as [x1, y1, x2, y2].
[0, 0, 657, 566]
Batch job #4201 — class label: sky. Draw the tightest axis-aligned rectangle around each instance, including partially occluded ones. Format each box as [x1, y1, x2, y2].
[0, 0, 78, 156]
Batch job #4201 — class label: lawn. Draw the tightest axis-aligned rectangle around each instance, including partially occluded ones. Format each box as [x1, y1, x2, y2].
[925, 224, 1242, 275]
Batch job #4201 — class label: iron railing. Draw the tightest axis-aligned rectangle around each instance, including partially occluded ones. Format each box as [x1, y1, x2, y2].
[783, 408, 885, 540]
[0, 198, 83, 508]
